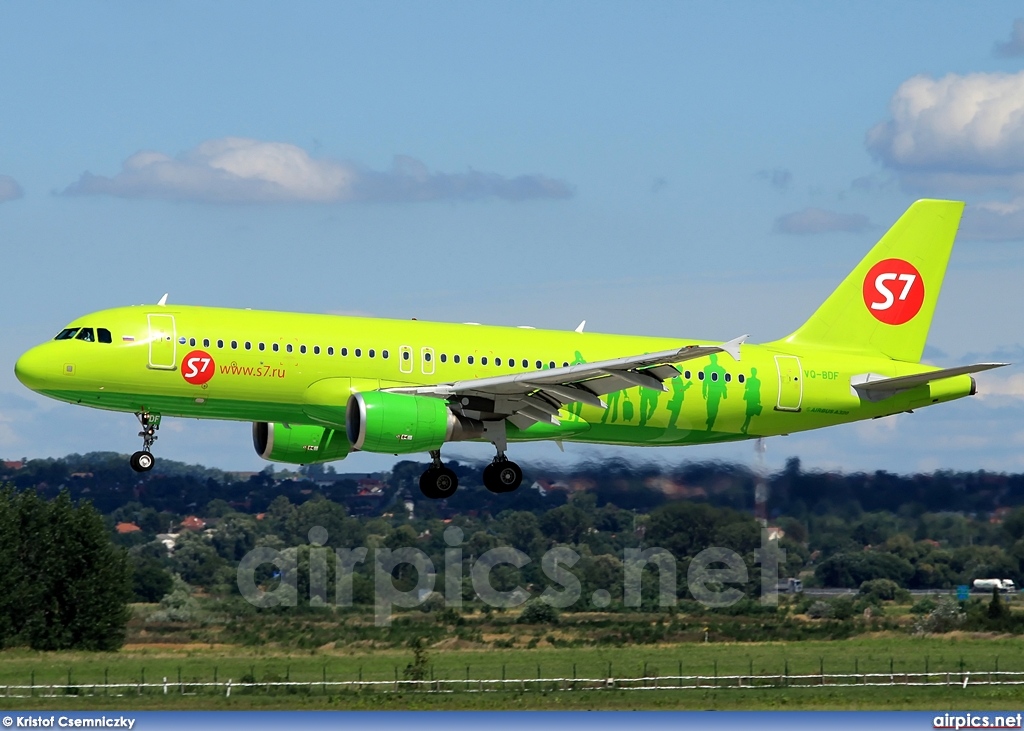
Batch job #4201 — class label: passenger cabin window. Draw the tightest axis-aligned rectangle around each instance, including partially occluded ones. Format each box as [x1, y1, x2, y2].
[286, 344, 293, 353]
[76, 328, 95, 342]
[54, 328, 79, 340]
[273, 343, 279, 352]
[203, 339, 210, 347]
[97, 328, 112, 344]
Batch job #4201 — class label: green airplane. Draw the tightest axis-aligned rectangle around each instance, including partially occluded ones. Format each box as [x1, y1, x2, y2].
[14, 199, 1007, 498]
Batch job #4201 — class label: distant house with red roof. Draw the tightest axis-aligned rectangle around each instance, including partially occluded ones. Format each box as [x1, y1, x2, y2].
[179, 516, 206, 531]
[115, 522, 141, 534]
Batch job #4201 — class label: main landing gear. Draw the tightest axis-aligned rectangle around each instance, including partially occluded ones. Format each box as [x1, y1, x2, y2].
[419, 450, 459, 500]
[129, 412, 160, 473]
[481, 420, 522, 494]
[416, 421, 523, 499]
[482, 455, 523, 494]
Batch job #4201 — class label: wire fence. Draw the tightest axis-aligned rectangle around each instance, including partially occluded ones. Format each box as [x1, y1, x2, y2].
[3, 670, 1024, 698]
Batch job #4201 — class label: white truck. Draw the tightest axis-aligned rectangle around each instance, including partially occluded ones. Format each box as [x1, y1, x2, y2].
[973, 578, 1016, 593]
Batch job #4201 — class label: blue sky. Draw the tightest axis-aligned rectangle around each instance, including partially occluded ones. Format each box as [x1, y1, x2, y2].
[3, 2, 1024, 475]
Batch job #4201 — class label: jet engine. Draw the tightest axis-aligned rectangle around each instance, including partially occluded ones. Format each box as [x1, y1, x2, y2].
[346, 391, 483, 454]
[252, 422, 351, 464]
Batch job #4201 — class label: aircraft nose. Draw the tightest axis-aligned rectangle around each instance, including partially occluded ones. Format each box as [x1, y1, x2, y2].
[14, 345, 51, 391]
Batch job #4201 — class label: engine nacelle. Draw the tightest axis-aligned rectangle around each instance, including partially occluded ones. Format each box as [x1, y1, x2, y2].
[252, 422, 351, 464]
[346, 391, 483, 454]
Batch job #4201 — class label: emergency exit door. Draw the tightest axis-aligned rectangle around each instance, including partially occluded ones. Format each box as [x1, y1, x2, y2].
[774, 355, 802, 411]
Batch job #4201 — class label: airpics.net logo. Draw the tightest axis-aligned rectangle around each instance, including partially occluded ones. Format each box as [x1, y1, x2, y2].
[234, 525, 786, 626]
[863, 258, 925, 325]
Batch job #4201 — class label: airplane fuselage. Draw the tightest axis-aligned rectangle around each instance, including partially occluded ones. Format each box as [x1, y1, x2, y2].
[14, 303, 974, 449]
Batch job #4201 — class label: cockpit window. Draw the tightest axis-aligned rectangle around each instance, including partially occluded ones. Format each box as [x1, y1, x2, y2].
[97, 328, 112, 344]
[75, 328, 95, 342]
[54, 328, 80, 340]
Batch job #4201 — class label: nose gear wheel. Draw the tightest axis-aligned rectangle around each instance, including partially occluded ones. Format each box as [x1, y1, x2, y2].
[130, 412, 160, 473]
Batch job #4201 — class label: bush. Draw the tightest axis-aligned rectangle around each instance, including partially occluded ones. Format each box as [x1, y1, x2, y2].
[913, 596, 965, 634]
[859, 578, 900, 601]
[517, 601, 560, 625]
[807, 601, 834, 619]
[910, 597, 937, 615]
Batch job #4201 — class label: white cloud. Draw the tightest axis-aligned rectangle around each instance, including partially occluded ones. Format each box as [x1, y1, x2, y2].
[960, 198, 1024, 241]
[994, 18, 1024, 58]
[867, 71, 1024, 187]
[973, 371, 1024, 402]
[772, 207, 870, 235]
[0, 175, 24, 203]
[62, 137, 573, 204]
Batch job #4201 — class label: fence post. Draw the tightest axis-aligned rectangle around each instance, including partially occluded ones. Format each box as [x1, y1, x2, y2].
[323, 666, 327, 695]
[820, 657, 824, 685]
[226, 680, 231, 698]
[140, 668, 144, 695]
[855, 658, 859, 684]
[104, 668, 108, 696]
[30, 670, 34, 698]
[163, 677, 168, 695]
[178, 667, 182, 694]
[678, 661, 682, 687]
[714, 660, 718, 687]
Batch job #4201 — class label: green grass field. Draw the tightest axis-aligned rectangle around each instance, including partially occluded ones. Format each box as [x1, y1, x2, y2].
[1, 635, 1023, 710]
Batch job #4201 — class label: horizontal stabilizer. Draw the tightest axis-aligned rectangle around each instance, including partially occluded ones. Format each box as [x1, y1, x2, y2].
[851, 362, 1008, 401]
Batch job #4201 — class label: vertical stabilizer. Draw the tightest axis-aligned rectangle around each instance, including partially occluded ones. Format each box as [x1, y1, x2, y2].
[779, 199, 964, 363]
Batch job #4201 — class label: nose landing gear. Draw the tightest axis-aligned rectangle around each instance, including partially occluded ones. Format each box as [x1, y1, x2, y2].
[130, 412, 160, 473]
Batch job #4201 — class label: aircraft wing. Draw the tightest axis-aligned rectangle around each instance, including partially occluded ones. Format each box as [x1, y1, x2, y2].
[386, 335, 747, 428]
[851, 362, 1008, 401]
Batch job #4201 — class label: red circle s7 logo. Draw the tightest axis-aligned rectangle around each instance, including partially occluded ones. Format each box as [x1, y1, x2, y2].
[862, 258, 925, 325]
[181, 350, 216, 385]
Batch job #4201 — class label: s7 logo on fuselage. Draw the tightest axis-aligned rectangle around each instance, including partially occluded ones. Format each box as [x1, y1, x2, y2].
[862, 258, 925, 325]
[181, 350, 215, 385]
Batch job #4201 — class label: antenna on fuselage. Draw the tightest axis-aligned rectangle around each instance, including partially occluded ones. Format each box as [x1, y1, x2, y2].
[157, 293, 169, 306]
[575, 320, 586, 333]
